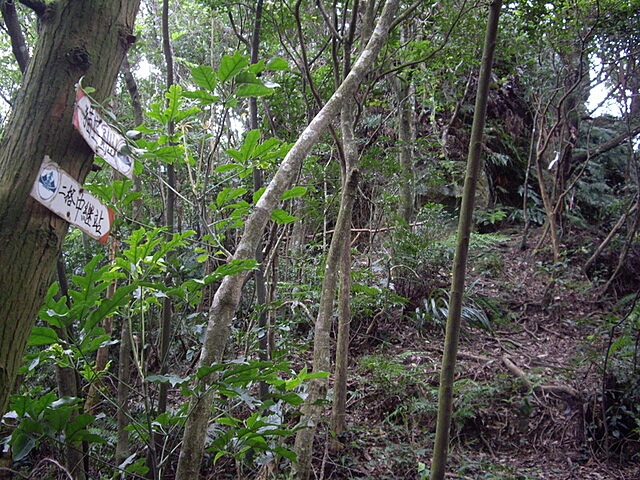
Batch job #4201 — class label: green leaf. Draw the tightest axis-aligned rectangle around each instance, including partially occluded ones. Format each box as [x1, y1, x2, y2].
[216, 187, 248, 208]
[267, 57, 289, 71]
[182, 89, 219, 104]
[164, 84, 184, 122]
[236, 83, 275, 98]
[147, 102, 168, 124]
[85, 283, 138, 333]
[10, 395, 30, 416]
[252, 137, 282, 159]
[235, 71, 261, 85]
[146, 374, 190, 387]
[191, 65, 217, 92]
[173, 106, 201, 124]
[274, 446, 297, 462]
[281, 186, 307, 201]
[271, 209, 297, 224]
[248, 60, 267, 75]
[215, 417, 239, 427]
[253, 187, 266, 204]
[28, 327, 60, 346]
[65, 413, 96, 442]
[44, 406, 72, 433]
[242, 129, 261, 159]
[11, 432, 36, 462]
[218, 52, 248, 83]
[214, 163, 243, 174]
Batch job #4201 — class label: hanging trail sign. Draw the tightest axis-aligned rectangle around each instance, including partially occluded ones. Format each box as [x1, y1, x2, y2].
[73, 87, 134, 179]
[31, 157, 113, 243]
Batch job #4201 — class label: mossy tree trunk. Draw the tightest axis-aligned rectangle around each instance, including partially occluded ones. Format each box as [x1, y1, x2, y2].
[0, 0, 140, 415]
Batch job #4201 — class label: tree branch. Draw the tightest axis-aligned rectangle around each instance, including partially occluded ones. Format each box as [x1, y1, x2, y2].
[572, 123, 640, 164]
[17, 0, 45, 16]
[1, 0, 30, 73]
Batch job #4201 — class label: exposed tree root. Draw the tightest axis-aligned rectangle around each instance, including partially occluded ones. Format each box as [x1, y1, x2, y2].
[502, 355, 580, 399]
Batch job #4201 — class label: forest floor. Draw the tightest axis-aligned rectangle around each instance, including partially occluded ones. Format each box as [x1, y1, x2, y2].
[321, 229, 640, 479]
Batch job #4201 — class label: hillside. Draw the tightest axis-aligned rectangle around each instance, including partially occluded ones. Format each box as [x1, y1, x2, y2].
[316, 229, 640, 479]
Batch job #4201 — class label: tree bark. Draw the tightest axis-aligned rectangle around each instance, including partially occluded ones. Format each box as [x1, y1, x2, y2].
[293, 166, 359, 479]
[330, 102, 358, 441]
[294, 94, 360, 477]
[0, 0, 140, 415]
[175, 1, 400, 477]
[429, 1, 501, 478]
[394, 76, 415, 223]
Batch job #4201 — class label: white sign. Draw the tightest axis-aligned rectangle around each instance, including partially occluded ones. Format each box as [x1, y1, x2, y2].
[73, 88, 134, 179]
[31, 157, 113, 243]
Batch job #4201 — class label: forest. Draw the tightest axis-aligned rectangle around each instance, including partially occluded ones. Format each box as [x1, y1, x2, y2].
[0, 0, 639, 478]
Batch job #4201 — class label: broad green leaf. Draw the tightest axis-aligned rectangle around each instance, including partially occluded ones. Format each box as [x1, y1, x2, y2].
[195, 363, 227, 379]
[182, 90, 219, 104]
[11, 432, 36, 461]
[147, 102, 168, 124]
[235, 71, 261, 85]
[216, 187, 247, 208]
[271, 209, 297, 224]
[152, 144, 185, 163]
[191, 65, 217, 92]
[215, 417, 239, 427]
[242, 129, 262, 159]
[248, 59, 267, 75]
[252, 137, 281, 159]
[50, 396, 81, 409]
[210, 259, 258, 279]
[267, 57, 289, 71]
[253, 187, 266, 204]
[164, 84, 183, 122]
[85, 283, 138, 333]
[274, 446, 297, 462]
[65, 413, 96, 442]
[225, 148, 245, 162]
[236, 83, 275, 98]
[45, 406, 72, 433]
[214, 163, 243, 174]
[173, 106, 201, 124]
[281, 186, 308, 201]
[28, 327, 60, 346]
[218, 52, 248, 83]
[10, 395, 30, 416]
[146, 374, 190, 387]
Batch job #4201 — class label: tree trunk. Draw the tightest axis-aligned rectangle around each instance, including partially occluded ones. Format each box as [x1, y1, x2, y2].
[394, 77, 415, 223]
[146, 1, 177, 477]
[429, 1, 501, 478]
[330, 102, 358, 441]
[293, 165, 358, 479]
[294, 94, 360, 477]
[248, 0, 271, 400]
[175, 1, 400, 477]
[55, 256, 86, 480]
[0, 0, 140, 416]
[115, 53, 144, 470]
